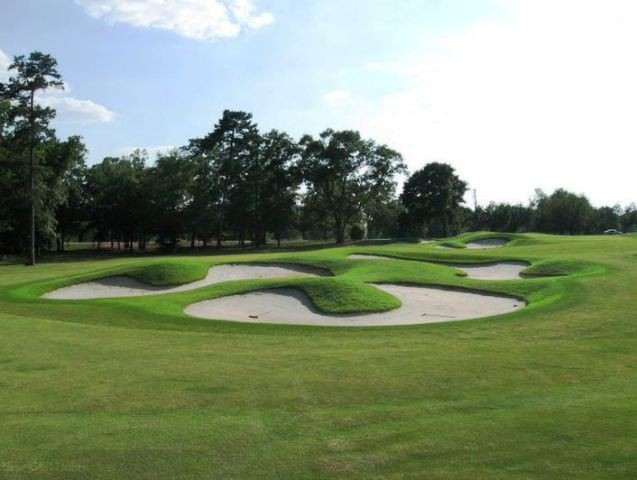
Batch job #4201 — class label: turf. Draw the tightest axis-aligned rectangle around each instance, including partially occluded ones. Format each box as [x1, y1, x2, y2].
[0, 232, 636, 479]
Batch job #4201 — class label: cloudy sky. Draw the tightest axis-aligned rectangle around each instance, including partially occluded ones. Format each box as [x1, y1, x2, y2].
[1, 0, 636, 206]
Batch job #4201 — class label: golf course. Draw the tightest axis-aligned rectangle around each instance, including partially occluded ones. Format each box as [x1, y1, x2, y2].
[1, 232, 635, 478]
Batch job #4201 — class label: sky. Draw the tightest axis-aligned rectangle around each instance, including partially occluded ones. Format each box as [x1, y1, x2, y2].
[1, 0, 636, 207]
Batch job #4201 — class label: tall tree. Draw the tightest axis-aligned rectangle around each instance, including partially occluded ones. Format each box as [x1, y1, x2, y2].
[299, 129, 405, 244]
[400, 162, 467, 237]
[0, 52, 63, 264]
[621, 203, 637, 232]
[146, 150, 193, 250]
[47, 136, 88, 251]
[188, 110, 260, 247]
[535, 188, 594, 234]
[259, 130, 301, 247]
[86, 151, 148, 250]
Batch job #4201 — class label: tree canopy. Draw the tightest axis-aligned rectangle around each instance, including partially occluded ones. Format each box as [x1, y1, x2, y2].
[1, 50, 634, 259]
[299, 129, 406, 243]
[400, 162, 467, 236]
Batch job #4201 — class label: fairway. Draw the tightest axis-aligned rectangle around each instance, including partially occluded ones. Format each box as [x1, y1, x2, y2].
[1, 232, 636, 478]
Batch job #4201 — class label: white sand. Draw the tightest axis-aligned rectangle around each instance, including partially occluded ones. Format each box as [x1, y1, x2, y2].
[347, 254, 528, 280]
[43, 264, 327, 300]
[348, 254, 389, 261]
[435, 238, 509, 249]
[466, 238, 509, 249]
[450, 261, 528, 280]
[184, 284, 524, 327]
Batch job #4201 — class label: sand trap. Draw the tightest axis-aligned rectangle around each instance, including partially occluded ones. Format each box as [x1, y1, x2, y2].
[348, 254, 389, 261]
[347, 254, 528, 280]
[450, 261, 528, 280]
[435, 238, 509, 249]
[43, 264, 327, 300]
[466, 238, 509, 249]
[184, 284, 524, 327]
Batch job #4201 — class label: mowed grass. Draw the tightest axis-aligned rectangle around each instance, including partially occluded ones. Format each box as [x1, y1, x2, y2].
[0, 232, 636, 479]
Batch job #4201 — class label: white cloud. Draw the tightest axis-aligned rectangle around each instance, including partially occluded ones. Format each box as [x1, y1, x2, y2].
[231, 0, 273, 28]
[76, 0, 274, 40]
[323, 90, 351, 108]
[38, 95, 116, 123]
[0, 49, 11, 82]
[1, 48, 115, 124]
[350, 0, 637, 206]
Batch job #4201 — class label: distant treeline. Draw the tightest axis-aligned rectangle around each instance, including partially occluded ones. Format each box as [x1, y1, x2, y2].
[1, 52, 635, 259]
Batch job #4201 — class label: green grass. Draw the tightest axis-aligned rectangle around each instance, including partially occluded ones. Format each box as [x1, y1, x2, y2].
[1, 232, 636, 479]
[126, 260, 210, 286]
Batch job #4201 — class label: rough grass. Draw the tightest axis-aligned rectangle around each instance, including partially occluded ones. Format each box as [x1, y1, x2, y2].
[0, 232, 636, 479]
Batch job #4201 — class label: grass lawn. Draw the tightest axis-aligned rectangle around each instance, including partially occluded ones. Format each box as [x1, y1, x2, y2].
[1, 232, 636, 479]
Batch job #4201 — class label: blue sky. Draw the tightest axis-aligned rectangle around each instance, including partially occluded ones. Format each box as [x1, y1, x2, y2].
[1, 0, 636, 206]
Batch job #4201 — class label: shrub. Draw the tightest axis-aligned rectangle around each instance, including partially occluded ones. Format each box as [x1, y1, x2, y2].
[349, 224, 365, 241]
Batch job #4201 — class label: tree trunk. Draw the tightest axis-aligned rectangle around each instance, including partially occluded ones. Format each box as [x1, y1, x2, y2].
[27, 90, 36, 266]
[334, 215, 346, 244]
[442, 215, 449, 237]
[190, 232, 195, 249]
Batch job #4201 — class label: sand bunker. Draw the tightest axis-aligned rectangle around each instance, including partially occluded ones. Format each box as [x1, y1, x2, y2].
[184, 284, 524, 327]
[347, 254, 528, 280]
[450, 261, 528, 280]
[466, 238, 509, 249]
[435, 238, 509, 249]
[43, 264, 327, 300]
[348, 254, 389, 261]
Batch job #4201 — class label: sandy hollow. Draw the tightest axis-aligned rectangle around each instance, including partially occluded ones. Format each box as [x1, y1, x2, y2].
[466, 238, 509, 249]
[43, 264, 328, 300]
[347, 254, 528, 280]
[184, 284, 525, 327]
[435, 238, 509, 250]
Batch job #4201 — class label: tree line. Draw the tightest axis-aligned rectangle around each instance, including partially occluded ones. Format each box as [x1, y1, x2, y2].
[1, 51, 634, 263]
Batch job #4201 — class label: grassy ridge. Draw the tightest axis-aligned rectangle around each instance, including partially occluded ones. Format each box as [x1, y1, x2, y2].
[0, 232, 635, 479]
[126, 260, 210, 286]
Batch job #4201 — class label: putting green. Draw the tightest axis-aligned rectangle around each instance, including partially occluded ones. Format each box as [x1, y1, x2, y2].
[0, 232, 634, 479]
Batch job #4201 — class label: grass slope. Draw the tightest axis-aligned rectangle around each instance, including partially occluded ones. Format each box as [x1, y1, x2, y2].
[0, 233, 636, 479]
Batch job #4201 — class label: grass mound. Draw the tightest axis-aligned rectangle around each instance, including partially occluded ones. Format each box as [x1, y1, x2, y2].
[437, 241, 465, 249]
[302, 278, 401, 314]
[126, 260, 209, 286]
[522, 259, 592, 277]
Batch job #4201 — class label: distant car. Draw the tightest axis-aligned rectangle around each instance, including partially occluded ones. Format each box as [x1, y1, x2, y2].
[603, 229, 623, 235]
